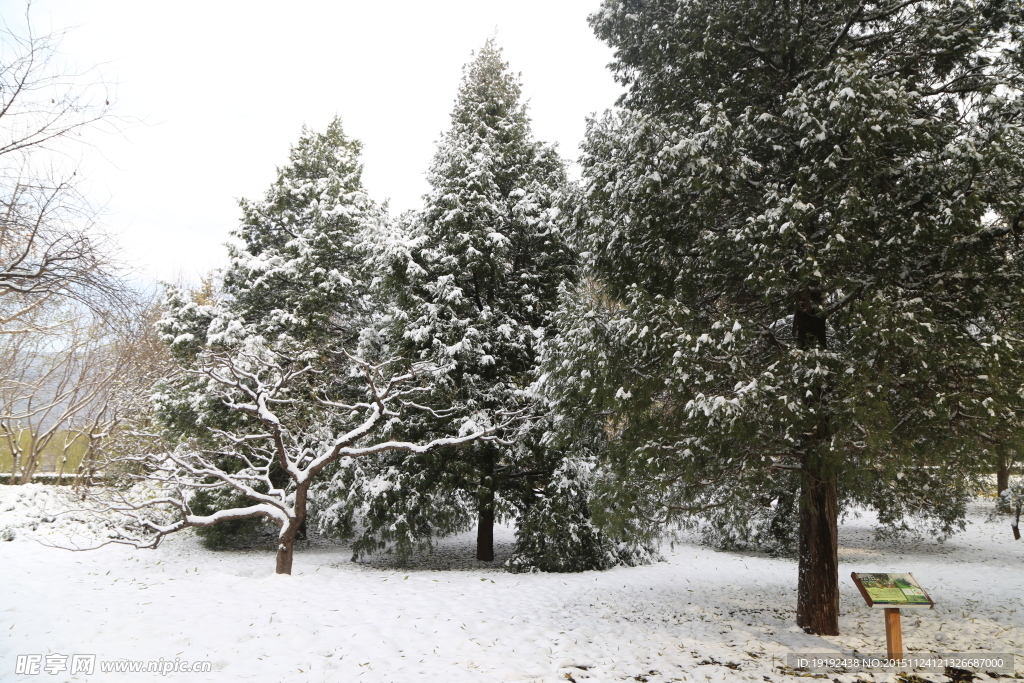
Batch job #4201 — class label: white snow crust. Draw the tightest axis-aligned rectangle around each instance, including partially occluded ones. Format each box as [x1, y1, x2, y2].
[0, 486, 1021, 682]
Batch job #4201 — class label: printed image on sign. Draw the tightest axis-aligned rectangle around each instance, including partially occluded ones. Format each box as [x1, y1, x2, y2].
[851, 572, 933, 608]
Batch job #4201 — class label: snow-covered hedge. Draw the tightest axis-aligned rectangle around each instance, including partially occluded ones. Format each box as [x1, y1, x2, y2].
[0, 482, 174, 546]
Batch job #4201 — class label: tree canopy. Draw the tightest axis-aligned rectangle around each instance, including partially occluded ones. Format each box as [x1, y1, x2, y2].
[324, 40, 580, 565]
[544, 0, 1024, 634]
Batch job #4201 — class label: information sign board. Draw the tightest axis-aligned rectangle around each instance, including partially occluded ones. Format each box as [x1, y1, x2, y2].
[851, 572, 934, 609]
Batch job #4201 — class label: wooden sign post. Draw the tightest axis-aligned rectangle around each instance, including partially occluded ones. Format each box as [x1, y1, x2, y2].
[884, 608, 903, 659]
[851, 572, 934, 660]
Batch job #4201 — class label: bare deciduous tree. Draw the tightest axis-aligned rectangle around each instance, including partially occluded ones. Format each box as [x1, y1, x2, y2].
[83, 339, 522, 575]
[0, 311, 113, 484]
[0, 3, 138, 485]
[0, 297, 162, 485]
[0, 176, 123, 334]
[0, 3, 127, 336]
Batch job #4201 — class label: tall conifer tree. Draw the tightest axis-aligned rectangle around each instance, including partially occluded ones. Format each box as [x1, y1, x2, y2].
[335, 40, 574, 562]
[547, 0, 1024, 633]
[155, 118, 388, 553]
[224, 117, 382, 345]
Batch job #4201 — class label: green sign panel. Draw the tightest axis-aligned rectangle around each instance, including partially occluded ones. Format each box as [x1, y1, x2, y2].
[851, 572, 934, 609]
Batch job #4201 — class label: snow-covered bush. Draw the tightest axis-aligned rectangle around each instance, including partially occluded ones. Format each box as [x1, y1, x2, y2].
[188, 487, 269, 550]
[506, 456, 656, 573]
[0, 481, 176, 549]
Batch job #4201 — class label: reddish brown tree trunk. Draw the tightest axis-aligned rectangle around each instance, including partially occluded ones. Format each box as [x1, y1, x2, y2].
[796, 455, 840, 635]
[276, 490, 307, 575]
[276, 535, 295, 574]
[793, 303, 839, 635]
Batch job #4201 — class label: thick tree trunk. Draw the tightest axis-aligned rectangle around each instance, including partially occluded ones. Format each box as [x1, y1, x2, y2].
[476, 505, 495, 561]
[276, 488, 307, 575]
[276, 537, 294, 574]
[796, 455, 840, 635]
[476, 450, 496, 561]
[794, 301, 839, 635]
[274, 518, 301, 577]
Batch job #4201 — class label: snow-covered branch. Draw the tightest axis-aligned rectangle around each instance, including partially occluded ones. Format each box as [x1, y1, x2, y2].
[93, 336, 523, 574]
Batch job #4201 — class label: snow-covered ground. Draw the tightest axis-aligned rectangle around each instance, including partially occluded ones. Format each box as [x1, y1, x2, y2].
[1, 485, 1021, 682]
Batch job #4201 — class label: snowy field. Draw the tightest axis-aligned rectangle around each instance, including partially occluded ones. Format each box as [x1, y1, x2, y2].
[1, 485, 1021, 682]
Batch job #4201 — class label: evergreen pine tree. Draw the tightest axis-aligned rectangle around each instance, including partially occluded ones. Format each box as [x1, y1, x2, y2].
[547, 0, 1024, 634]
[155, 118, 387, 551]
[330, 40, 576, 564]
[224, 117, 383, 345]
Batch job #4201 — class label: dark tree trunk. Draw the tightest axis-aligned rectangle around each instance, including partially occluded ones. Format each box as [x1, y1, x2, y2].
[476, 449, 497, 561]
[796, 455, 840, 635]
[793, 308, 827, 349]
[476, 504, 495, 561]
[793, 302, 839, 635]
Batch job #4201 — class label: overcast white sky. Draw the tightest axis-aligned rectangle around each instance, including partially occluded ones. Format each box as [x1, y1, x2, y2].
[18, 0, 623, 284]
